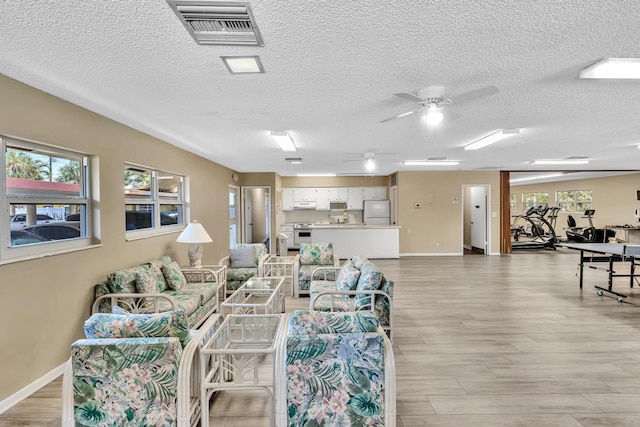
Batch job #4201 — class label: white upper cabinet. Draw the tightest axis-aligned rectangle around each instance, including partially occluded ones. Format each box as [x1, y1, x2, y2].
[282, 188, 294, 211]
[362, 186, 388, 200]
[316, 188, 330, 210]
[328, 187, 348, 202]
[347, 187, 364, 210]
[292, 188, 316, 201]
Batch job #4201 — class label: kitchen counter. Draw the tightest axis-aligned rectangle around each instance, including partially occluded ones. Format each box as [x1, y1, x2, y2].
[311, 225, 400, 259]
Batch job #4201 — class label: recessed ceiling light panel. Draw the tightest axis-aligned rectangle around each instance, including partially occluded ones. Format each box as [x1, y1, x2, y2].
[222, 56, 264, 74]
[532, 159, 590, 165]
[270, 131, 296, 152]
[464, 129, 520, 151]
[403, 160, 459, 166]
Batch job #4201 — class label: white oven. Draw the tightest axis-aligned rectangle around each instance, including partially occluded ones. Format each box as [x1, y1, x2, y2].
[294, 223, 313, 247]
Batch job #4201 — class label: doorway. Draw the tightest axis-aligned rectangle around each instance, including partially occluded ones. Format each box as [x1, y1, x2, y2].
[463, 185, 490, 255]
[229, 186, 240, 248]
[241, 186, 271, 251]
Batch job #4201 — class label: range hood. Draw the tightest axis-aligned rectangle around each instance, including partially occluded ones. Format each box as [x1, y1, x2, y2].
[293, 201, 317, 209]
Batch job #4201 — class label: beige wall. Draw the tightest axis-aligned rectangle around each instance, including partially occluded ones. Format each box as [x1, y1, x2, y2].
[511, 173, 640, 231]
[397, 171, 501, 254]
[0, 75, 237, 401]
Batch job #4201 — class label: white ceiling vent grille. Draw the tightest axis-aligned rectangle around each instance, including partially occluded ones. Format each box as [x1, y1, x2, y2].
[167, 1, 264, 46]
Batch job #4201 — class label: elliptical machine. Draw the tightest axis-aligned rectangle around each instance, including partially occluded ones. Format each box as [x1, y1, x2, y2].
[511, 205, 559, 250]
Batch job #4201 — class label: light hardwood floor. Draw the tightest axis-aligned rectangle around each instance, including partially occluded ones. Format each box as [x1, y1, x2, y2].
[4, 252, 640, 426]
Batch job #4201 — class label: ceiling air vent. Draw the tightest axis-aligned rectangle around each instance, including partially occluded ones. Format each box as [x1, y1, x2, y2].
[167, 1, 264, 46]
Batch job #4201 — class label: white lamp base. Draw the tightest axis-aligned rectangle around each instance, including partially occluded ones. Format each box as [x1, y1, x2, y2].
[187, 244, 203, 268]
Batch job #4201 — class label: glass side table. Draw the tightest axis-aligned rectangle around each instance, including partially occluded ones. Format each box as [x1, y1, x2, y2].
[221, 277, 285, 315]
[199, 314, 286, 427]
[263, 255, 297, 297]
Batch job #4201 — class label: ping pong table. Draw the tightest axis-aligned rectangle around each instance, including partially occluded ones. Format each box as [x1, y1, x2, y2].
[559, 243, 640, 302]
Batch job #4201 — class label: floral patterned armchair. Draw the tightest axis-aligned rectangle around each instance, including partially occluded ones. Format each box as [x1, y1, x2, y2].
[276, 310, 396, 427]
[218, 243, 269, 295]
[295, 242, 340, 297]
[62, 309, 222, 427]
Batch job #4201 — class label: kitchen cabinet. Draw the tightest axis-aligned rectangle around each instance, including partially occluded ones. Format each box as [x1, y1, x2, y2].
[315, 188, 330, 210]
[328, 187, 348, 202]
[347, 187, 364, 210]
[293, 188, 316, 202]
[312, 225, 400, 258]
[282, 188, 294, 211]
[362, 186, 387, 201]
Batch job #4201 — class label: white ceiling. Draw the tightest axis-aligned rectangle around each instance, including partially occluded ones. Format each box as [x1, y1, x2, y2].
[1, 1, 640, 177]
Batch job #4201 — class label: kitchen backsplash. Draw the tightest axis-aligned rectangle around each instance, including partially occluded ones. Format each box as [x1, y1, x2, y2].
[285, 209, 363, 224]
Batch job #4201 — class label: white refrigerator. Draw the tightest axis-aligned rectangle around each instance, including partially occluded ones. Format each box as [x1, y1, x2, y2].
[363, 200, 390, 225]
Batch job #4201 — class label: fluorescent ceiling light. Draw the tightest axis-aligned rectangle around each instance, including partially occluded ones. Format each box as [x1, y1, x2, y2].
[580, 58, 640, 79]
[403, 160, 459, 166]
[270, 131, 296, 152]
[221, 56, 264, 74]
[464, 129, 520, 151]
[532, 159, 590, 165]
[510, 173, 564, 183]
[297, 173, 336, 177]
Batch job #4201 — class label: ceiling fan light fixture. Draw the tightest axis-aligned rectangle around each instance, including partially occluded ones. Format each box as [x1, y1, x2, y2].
[424, 104, 443, 125]
[464, 129, 520, 151]
[580, 58, 640, 79]
[270, 131, 296, 152]
[365, 157, 375, 171]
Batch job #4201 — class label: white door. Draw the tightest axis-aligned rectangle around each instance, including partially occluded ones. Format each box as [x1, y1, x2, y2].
[243, 189, 253, 244]
[470, 186, 488, 253]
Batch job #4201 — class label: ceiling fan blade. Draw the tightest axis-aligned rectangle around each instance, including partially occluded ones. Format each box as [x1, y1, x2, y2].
[448, 85, 499, 105]
[379, 108, 422, 123]
[393, 92, 426, 104]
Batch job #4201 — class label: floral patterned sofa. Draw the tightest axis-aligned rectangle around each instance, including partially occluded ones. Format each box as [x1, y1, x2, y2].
[295, 242, 341, 297]
[61, 309, 223, 427]
[276, 310, 396, 426]
[92, 256, 225, 329]
[218, 243, 269, 295]
[308, 255, 394, 340]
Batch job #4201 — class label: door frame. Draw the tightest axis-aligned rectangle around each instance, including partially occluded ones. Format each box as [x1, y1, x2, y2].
[462, 184, 491, 255]
[229, 185, 241, 248]
[240, 185, 271, 249]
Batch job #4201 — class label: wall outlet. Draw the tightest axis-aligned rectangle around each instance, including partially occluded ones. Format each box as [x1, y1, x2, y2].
[436, 243, 440, 248]
[407, 228, 412, 233]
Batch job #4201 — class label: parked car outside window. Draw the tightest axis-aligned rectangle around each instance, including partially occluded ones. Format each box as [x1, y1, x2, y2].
[10, 229, 49, 246]
[22, 222, 81, 241]
[10, 214, 60, 230]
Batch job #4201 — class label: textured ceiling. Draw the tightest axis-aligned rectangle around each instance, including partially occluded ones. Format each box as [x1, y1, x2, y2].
[1, 1, 639, 177]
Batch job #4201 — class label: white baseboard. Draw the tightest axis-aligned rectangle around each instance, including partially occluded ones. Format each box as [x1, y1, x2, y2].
[0, 362, 67, 415]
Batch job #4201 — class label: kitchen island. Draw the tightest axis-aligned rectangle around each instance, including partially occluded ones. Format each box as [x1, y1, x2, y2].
[311, 224, 400, 259]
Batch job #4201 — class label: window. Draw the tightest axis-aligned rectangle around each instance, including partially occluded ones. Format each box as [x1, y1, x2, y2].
[557, 189, 592, 212]
[510, 193, 517, 211]
[124, 164, 184, 236]
[523, 192, 548, 211]
[2, 136, 92, 260]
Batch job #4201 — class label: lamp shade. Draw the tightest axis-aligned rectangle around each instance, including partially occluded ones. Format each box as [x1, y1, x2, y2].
[176, 221, 212, 244]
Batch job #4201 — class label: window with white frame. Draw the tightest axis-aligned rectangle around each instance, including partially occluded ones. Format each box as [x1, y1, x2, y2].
[523, 192, 548, 211]
[557, 189, 592, 212]
[2, 136, 92, 260]
[510, 193, 517, 211]
[124, 164, 184, 236]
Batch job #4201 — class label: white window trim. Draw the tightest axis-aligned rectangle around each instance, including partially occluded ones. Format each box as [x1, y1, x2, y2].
[124, 162, 187, 240]
[1, 136, 96, 262]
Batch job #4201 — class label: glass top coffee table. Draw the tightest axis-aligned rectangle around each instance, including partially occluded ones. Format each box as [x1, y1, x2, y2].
[221, 276, 285, 315]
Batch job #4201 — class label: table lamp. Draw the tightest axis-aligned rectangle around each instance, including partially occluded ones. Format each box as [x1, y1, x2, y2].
[176, 220, 213, 268]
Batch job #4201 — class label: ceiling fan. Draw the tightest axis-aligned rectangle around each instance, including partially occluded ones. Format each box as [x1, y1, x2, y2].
[342, 152, 385, 171]
[380, 85, 499, 124]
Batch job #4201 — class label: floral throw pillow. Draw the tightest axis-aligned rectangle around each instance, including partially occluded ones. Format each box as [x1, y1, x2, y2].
[161, 261, 187, 291]
[299, 242, 334, 266]
[135, 266, 159, 294]
[335, 260, 361, 291]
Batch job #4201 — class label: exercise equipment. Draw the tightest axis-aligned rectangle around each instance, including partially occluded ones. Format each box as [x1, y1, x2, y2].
[511, 205, 559, 250]
[565, 210, 615, 243]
